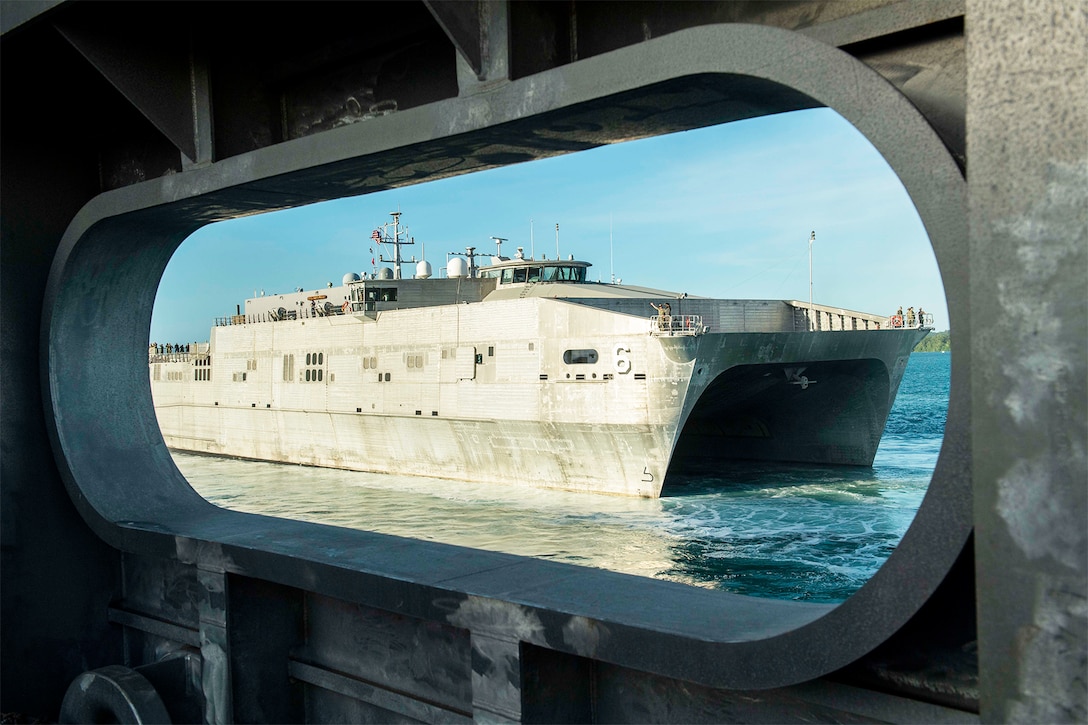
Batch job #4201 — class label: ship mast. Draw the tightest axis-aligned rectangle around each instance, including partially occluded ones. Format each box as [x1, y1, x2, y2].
[392, 212, 403, 280]
[376, 211, 416, 279]
[808, 230, 815, 331]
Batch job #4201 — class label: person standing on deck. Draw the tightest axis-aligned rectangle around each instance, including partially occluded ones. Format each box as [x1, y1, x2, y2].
[650, 302, 671, 331]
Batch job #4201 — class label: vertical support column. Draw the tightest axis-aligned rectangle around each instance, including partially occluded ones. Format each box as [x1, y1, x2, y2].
[470, 632, 524, 723]
[197, 567, 233, 724]
[479, 1, 510, 85]
[442, 0, 510, 93]
[967, 0, 1087, 721]
[183, 34, 214, 169]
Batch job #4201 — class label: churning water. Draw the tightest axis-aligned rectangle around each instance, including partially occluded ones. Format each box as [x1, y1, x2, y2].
[178, 352, 950, 603]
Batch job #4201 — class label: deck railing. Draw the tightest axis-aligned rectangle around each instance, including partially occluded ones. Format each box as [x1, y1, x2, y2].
[649, 314, 705, 336]
[214, 305, 355, 327]
[789, 301, 923, 332]
[885, 312, 935, 329]
[148, 352, 194, 363]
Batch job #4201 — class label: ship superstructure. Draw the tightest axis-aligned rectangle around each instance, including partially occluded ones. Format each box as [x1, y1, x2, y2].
[151, 214, 930, 496]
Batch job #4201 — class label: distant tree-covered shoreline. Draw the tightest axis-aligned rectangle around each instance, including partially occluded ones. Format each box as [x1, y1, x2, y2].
[914, 330, 950, 352]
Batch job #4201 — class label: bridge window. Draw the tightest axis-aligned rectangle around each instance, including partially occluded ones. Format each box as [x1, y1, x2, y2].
[364, 287, 398, 302]
[534, 265, 587, 283]
[501, 268, 532, 284]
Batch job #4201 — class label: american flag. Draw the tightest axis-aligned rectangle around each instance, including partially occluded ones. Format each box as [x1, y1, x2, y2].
[371, 229, 382, 241]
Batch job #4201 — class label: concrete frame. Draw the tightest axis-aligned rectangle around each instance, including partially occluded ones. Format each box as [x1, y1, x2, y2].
[3, 1, 1084, 722]
[44, 20, 970, 691]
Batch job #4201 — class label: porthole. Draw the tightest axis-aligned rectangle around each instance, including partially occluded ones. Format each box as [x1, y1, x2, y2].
[51, 22, 969, 692]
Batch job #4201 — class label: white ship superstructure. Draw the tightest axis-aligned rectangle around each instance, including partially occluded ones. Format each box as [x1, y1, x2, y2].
[151, 214, 930, 497]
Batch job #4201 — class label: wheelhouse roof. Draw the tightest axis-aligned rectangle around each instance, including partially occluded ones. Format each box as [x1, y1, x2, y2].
[479, 257, 591, 270]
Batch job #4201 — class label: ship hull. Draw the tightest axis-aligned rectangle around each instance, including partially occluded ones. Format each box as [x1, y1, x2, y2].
[152, 297, 926, 497]
[668, 329, 920, 476]
[158, 408, 672, 497]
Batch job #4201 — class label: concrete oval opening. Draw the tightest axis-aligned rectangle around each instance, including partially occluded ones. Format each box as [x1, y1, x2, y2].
[44, 23, 970, 689]
[152, 108, 947, 604]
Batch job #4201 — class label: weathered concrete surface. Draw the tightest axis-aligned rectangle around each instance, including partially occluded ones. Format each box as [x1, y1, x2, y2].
[967, 1, 1088, 722]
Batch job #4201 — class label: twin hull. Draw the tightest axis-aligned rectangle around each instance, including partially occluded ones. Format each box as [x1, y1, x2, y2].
[152, 297, 921, 496]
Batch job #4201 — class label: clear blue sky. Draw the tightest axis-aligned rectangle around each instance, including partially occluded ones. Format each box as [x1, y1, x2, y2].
[151, 107, 947, 343]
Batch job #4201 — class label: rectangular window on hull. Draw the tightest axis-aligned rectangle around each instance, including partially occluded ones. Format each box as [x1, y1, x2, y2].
[563, 349, 598, 365]
[368, 287, 398, 302]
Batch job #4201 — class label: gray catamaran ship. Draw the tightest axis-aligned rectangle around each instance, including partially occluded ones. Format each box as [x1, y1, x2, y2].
[151, 213, 930, 497]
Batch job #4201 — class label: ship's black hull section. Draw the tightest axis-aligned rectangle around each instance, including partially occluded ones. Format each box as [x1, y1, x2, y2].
[669, 357, 894, 474]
